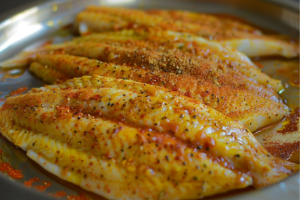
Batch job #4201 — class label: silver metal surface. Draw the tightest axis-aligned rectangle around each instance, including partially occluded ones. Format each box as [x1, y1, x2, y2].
[0, 0, 299, 199]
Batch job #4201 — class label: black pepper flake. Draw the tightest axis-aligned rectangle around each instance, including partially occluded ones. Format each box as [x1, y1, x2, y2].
[185, 129, 189, 132]
[165, 155, 170, 161]
[235, 154, 240, 158]
[193, 176, 198, 180]
[197, 146, 202, 150]
[74, 130, 77, 133]
[206, 147, 209, 151]
[32, 142, 35, 146]
[182, 162, 187, 165]
[180, 114, 184, 118]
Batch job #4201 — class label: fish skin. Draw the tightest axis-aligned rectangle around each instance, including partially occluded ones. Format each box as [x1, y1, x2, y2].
[29, 53, 288, 133]
[75, 6, 299, 58]
[0, 75, 298, 199]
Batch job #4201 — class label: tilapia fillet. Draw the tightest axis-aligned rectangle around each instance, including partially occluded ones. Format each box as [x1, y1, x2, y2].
[76, 6, 299, 58]
[0, 75, 298, 199]
[0, 29, 283, 92]
[29, 53, 288, 133]
[0, 30, 288, 132]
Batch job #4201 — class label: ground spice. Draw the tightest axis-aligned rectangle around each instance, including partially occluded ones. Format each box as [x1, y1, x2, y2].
[24, 177, 40, 188]
[0, 162, 23, 179]
[67, 193, 90, 200]
[51, 191, 67, 199]
[264, 141, 299, 160]
[277, 107, 299, 134]
[10, 87, 28, 96]
[34, 180, 52, 192]
[0, 149, 2, 154]
[0, 98, 4, 102]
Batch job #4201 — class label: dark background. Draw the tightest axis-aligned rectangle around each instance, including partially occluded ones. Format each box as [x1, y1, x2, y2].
[0, 0, 298, 20]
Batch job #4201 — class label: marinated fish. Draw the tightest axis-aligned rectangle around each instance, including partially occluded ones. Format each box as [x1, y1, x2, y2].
[0, 75, 298, 200]
[29, 53, 288, 133]
[76, 6, 299, 58]
[1, 29, 285, 92]
[0, 30, 288, 132]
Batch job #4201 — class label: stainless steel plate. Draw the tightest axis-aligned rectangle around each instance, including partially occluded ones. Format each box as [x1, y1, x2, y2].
[0, 0, 299, 199]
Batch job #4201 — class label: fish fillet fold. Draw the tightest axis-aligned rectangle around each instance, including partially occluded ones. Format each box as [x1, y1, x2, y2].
[75, 6, 299, 58]
[0, 75, 298, 200]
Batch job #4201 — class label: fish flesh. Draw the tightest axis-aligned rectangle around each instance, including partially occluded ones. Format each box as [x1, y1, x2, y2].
[0, 30, 285, 92]
[0, 75, 298, 199]
[29, 52, 288, 133]
[75, 6, 299, 58]
[0, 30, 288, 132]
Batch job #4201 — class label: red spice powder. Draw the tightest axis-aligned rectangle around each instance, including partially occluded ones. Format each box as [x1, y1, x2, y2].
[254, 62, 264, 69]
[278, 107, 300, 134]
[10, 87, 28, 96]
[50, 191, 67, 199]
[264, 141, 300, 160]
[0, 98, 4, 102]
[54, 191, 67, 198]
[67, 194, 90, 200]
[24, 177, 40, 188]
[0, 149, 2, 154]
[34, 180, 52, 192]
[0, 162, 23, 179]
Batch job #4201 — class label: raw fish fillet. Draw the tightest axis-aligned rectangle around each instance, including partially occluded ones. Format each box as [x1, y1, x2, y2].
[75, 7, 299, 58]
[0, 75, 298, 199]
[29, 52, 288, 133]
[0, 30, 288, 132]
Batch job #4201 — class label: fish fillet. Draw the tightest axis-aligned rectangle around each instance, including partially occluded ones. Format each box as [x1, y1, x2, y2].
[29, 53, 288, 133]
[0, 30, 288, 132]
[75, 6, 299, 58]
[0, 75, 298, 199]
[0, 29, 284, 92]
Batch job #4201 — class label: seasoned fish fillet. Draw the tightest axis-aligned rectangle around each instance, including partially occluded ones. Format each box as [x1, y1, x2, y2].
[0, 29, 283, 92]
[1, 30, 284, 91]
[29, 53, 288, 133]
[75, 6, 299, 58]
[146, 10, 261, 35]
[0, 75, 298, 199]
[0, 30, 288, 132]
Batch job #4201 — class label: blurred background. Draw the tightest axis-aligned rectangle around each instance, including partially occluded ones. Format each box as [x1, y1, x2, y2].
[0, 0, 298, 19]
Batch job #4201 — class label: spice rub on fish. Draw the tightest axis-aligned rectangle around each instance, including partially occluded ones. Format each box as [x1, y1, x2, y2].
[0, 75, 298, 200]
[0, 30, 284, 92]
[12, 30, 286, 132]
[75, 6, 299, 58]
[29, 52, 288, 133]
